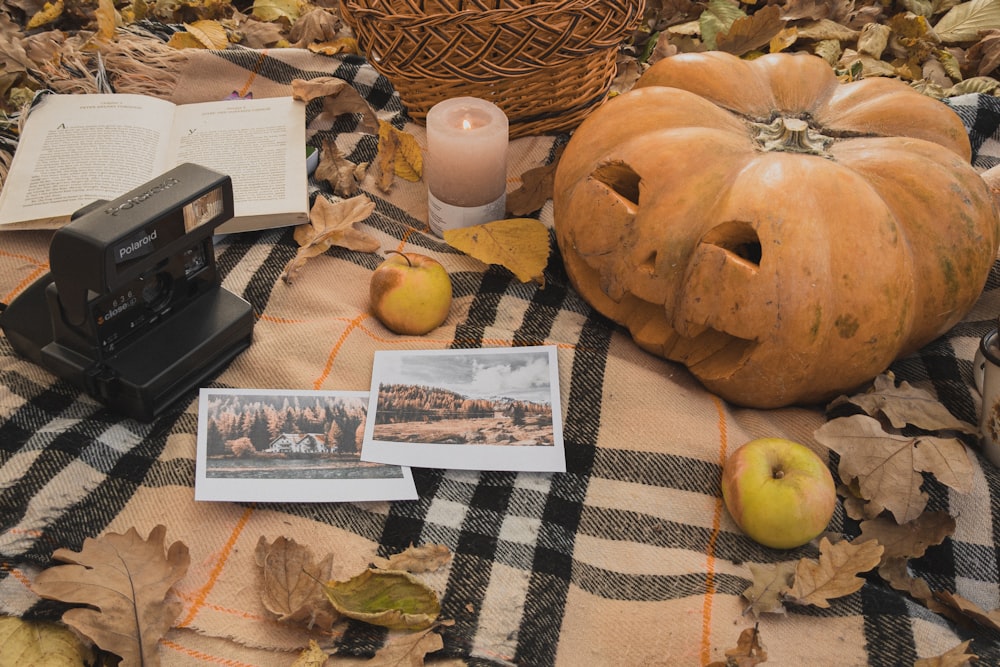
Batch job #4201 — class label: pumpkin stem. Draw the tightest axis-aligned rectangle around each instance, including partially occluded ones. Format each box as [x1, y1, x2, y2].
[753, 116, 834, 157]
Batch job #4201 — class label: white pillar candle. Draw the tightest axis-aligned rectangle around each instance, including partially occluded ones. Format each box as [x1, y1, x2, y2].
[424, 97, 509, 237]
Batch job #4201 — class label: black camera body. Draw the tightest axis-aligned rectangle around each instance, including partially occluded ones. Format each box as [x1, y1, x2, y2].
[1, 163, 254, 421]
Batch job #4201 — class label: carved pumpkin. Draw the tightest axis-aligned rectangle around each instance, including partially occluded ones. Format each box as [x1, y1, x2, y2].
[553, 51, 1000, 408]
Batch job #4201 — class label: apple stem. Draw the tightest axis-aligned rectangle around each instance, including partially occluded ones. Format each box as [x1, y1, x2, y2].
[773, 468, 785, 480]
[385, 249, 412, 267]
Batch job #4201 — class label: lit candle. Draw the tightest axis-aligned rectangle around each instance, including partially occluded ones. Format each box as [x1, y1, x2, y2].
[424, 97, 509, 237]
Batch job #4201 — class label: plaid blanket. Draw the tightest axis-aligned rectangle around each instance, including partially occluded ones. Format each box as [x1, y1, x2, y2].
[2, 47, 1000, 666]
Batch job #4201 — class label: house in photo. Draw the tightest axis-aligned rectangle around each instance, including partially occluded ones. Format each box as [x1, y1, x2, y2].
[264, 433, 330, 454]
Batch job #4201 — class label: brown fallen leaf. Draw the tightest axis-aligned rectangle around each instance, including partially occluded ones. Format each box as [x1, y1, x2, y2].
[282, 193, 380, 283]
[742, 561, 797, 617]
[443, 217, 551, 286]
[814, 413, 974, 524]
[705, 624, 767, 667]
[322, 568, 441, 631]
[291, 639, 330, 667]
[373, 120, 423, 193]
[914, 640, 978, 667]
[291, 76, 379, 134]
[716, 4, 783, 55]
[784, 537, 883, 609]
[385, 543, 452, 574]
[857, 511, 956, 562]
[316, 137, 368, 197]
[934, 590, 1000, 634]
[830, 373, 978, 435]
[505, 145, 563, 216]
[255, 535, 338, 630]
[364, 626, 445, 667]
[31, 525, 190, 667]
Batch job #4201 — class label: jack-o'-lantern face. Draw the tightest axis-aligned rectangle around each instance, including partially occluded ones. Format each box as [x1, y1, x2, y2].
[553, 51, 999, 408]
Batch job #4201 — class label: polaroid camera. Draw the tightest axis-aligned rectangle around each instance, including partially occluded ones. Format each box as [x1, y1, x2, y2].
[0, 163, 255, 421]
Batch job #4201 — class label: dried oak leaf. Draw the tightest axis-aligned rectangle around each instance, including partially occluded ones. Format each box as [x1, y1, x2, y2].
[716, 4, 784, 56]
[255, 535, 338, 630]
[914, 640, 978, 667]
[0, 615, 94, 666]
[30, 525, 190, 667]
[742, 561, 797, 617]
[934, 590, 1000, 633]
[321, 568, 441, 631]
[282, 193, 380, 283]
[705, 624, 767, 667]
[291, 76, 378, 134]
[288, 7, 342, 47]
[385, 543, 452, 574]
[443, 217, 551, 286]
[505, 145, 563, 216]
[934, 0, 1000, 44]
[831, 373, 978, 435]
[316, 138, 368, 197]
[784, 537, 883, 608]
[857, 511, 956, 561]
[814, 413, 974, 524]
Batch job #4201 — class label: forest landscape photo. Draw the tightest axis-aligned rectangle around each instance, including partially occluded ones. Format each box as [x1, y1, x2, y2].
[200, 390, 403, 481]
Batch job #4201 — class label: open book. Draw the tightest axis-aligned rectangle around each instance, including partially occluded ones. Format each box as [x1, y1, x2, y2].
[0, 93, 309, 234]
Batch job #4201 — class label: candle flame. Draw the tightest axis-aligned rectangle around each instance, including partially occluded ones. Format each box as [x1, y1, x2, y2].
[462, 118, 473, 131]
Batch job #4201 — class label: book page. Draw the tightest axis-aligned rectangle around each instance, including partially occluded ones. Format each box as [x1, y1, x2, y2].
[168, 96, 308, 232]
[0, 94, 176, 226]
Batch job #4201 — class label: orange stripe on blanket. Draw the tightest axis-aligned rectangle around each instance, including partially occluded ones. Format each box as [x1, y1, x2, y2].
[237, 49, 267, 99]
[176, 505, 255, 628]
[313, 312, 371, 389]
[701, 395, 729, 663]
[161, 638, 261, 667]
[2, 264, 48, 305]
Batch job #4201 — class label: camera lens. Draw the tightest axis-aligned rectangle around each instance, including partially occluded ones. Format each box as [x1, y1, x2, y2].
[141, 272, 172, 311]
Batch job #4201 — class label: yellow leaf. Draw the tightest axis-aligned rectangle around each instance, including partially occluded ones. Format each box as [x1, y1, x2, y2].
[183, 20, 230, 50]
[443, 218, 551, 286]
[308, 37, 359, 56]
[167, 32, 210, 49]
[290, 640, 328, 667]
[321, 568, 441, 631]
[95, 0, 116, 43]
[0, 616, 93, 667]
[26, 1, 63, 30]
[252, 0, 305, 23]
[393, 128, 422, 181]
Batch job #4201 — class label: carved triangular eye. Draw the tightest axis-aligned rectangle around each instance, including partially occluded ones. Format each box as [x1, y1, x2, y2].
[592, 161, 640, 208]
[700, 220, 761, 267]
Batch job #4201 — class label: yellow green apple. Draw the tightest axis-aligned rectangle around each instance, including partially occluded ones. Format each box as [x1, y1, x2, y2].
[369, 251, 452, 335]
[721, 437, 837, 549]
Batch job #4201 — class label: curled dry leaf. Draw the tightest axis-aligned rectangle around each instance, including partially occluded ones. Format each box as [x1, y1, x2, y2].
[913, 640, 978, 667]
[830, 373, 978, 435]
[443, 217, 551, 286]
[282, 193, 380, 283]
[315, 137, 367, 197]
[255, 535, 338, 630]
[933, 590, 1000, 633]
[385, 543, 452, 574]
[505, 145, 562, 217]
[291, 76, 379, 134]
[784, 537, 883, 609]
[290, 639, 329, 667]
[31, 525, 190, 667]
[0, 615, 94, 666]
[705, 624, 767, 667]
[321, 568, 441, 631]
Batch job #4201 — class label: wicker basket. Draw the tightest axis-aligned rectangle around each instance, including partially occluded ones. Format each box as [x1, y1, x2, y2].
[340, 0, 645, 138]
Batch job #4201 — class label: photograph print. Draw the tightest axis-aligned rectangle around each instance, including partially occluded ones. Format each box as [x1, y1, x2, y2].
[195, 388, 417, 502]
[362, 346, 565, 472]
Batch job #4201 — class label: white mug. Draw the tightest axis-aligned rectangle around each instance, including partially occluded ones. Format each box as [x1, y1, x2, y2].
[973, 328, 1000, 467]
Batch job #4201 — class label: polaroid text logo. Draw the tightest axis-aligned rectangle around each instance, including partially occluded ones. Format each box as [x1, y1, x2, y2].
[116, 229, 158, 262]
[105, 177, 180, 217]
